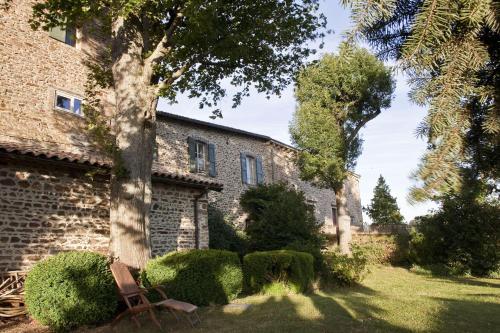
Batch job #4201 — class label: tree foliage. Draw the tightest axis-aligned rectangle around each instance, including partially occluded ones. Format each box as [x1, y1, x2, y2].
[240, 183, 324, 264]
[365, 175, 404, 225]
[290, 43, 395, 191]
[409, 183, 500, 277]
[342, 0, 500, 201]
[30, 0, 327, 114]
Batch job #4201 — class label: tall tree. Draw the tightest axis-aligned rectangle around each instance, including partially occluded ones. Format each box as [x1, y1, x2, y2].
[342, 0, 500, 202]
[290, 43, 395, 253]
[365, 175, 404, 225]
[28, 0, 326, 268]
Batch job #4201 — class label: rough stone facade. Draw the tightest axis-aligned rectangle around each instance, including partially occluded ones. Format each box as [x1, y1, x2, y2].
[156, 113, 363, 231]
[0, 158, 110, 272]
[0, 0, 113, 152]
[150, 183, 209, 256]
[0, 155, 210, 272]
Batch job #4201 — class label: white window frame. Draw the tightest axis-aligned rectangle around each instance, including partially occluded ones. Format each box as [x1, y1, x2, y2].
[245, 155, 257, 185]
[194, 140, 208, 173]
[54, 90, 83, 116]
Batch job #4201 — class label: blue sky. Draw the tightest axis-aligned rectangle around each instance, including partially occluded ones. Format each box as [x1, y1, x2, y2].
[158, 1, 436, 223]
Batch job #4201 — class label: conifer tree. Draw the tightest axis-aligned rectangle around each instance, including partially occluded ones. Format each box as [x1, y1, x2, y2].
[365, 175, 404, 225]
[342, 0, 500, 202]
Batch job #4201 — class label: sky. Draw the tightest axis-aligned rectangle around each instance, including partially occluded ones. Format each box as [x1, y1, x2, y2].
[157, 1, 437, 223]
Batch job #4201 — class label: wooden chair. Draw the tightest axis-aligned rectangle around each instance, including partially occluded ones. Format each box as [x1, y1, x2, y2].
[110, 261, 201, 329]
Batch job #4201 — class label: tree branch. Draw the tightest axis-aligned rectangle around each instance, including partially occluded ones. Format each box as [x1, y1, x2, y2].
[345, 109, 381, 147]
[155, 60, 194, 94]
[144, 9, 184, 76]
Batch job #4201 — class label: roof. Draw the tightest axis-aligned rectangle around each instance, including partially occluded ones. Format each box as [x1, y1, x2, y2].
[157, 111, 297, 151]
[0, 138, 223, 191]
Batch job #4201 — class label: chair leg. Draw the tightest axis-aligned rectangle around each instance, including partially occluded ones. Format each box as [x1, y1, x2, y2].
[149, 308, 162, 330]
[182, 311, 201, 328]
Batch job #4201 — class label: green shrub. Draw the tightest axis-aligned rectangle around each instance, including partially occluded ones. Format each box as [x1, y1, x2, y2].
[143, 249, 243, 306]
[243, 250, 314, 294]
[322, 245, 369, 286]
[208, 204, 249, 256]
[409, 195, 499, 277]
[240, 183, 324, 270]
[25, 251, 117, 332]
[352, 234, 410, 266]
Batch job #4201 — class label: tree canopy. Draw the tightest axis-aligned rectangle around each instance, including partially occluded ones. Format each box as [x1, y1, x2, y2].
[365, 175, 405, 225]
[290, 43, 395, 191]
[342, 0, 500, 201]
[30, 0, 327, 114]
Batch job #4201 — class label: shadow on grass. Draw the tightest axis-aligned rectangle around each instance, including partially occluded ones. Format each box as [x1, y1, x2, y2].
[411, 268, 500, 289]
[100, 284, 411, 333]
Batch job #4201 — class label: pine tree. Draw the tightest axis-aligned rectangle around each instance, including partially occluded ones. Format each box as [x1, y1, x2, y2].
[341, 0, 500, 202]
[365, 175, 404, 225]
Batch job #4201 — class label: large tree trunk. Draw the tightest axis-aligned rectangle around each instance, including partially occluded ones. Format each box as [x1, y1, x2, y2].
[336, 186, 352, 255]
[108, 18, 157, 269]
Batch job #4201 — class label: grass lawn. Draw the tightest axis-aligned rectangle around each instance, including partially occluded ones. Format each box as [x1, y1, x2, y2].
[4, 266, 500, 333]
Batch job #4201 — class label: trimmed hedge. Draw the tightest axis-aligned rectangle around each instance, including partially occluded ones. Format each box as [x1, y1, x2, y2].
[25, 251, 117, 332]
[143, 249, 243, 306]
[243, 250, 314, 294]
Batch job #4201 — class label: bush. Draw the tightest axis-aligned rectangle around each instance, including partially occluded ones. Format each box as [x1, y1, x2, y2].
[409, 196, 499, 277]
[240, 183, 324, 270]
[352, 233, 410, 266]
[208, 204, 248, 256]
[143, 249, 243, 306]
[243, 250, 314, 294]
[25, 251, 117, 332]
[322, 245, 369, 286]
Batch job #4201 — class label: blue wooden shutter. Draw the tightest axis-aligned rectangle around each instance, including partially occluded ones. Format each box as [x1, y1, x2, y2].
[188, 137, 196, 172]
[256, 157, 264, 184]
[208, 143, 216, 177]
[240, 153, 247, 184]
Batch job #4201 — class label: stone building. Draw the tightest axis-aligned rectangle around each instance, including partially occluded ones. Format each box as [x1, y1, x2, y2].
[0, 0, 362, 272]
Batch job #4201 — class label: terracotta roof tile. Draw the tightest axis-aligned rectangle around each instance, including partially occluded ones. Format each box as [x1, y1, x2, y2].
[0, 138, 223, 190]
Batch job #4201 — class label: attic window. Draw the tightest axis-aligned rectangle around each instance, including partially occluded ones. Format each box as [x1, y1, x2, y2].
[54, 91, 82, 116]
[49, 25, 76, 47]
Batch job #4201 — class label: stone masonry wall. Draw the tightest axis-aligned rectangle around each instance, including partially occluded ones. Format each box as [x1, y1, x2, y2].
[0, 0, 113, 151]
[150, 183, 208, 256]
[344, 174, 363, 227]
[0, 156, 208, 271]
[155, 116, 359, 232]
[156, 118, 273, 228]
[0, 158, 110, 272]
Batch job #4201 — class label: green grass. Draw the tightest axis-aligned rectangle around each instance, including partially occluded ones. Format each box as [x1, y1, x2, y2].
[87, 266, 500, 332]
[4, 266, 498, 333]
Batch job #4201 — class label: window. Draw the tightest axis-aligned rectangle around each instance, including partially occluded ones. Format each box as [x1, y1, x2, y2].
[245, 155, 257, 185]
[188, 137, 216, 177]
[49, 25, 77, 47]
[54, 91, 83, 115]
[240, 153, 264, 185]
[195, 141, 208, 172]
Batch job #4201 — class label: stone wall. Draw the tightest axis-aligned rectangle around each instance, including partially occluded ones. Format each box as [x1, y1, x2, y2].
[0, 156, 208, 271]
[0, 0, 113, 151]
[150, 183, 209, 256]
[156, 117, 273, 228]
[0, 158, 110, 272]
[156, 115, 350, 232]
[343, 174, 363, 226]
